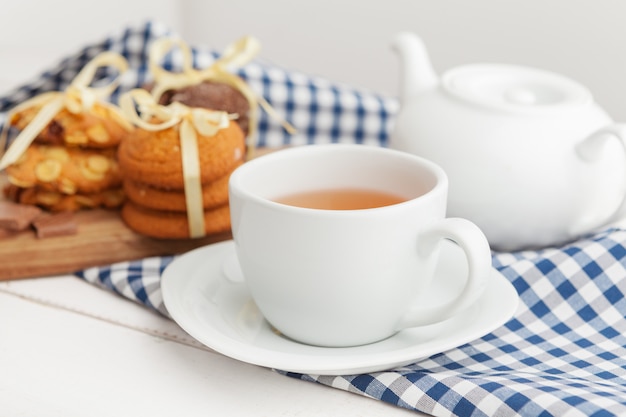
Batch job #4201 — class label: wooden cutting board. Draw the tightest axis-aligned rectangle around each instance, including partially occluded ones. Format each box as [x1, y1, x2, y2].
[0, 206, 233, 281]
[0, 148, 281, 281]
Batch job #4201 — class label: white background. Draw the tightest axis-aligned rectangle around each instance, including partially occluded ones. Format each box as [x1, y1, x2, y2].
[0, 0, 625, 120]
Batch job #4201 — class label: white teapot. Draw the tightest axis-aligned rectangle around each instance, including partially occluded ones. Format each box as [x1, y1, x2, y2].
[389, 32, 626, 251]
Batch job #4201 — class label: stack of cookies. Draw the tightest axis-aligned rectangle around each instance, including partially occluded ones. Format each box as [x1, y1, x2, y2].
[3, 104, 130, 211]
[117, 117, 245, 239]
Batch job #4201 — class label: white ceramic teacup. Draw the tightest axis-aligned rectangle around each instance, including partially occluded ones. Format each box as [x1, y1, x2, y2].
[228, 144, 492, 347]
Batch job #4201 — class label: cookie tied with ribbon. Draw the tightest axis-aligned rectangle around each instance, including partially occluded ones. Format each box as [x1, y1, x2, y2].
[0, 52, 132, 212]
[148, 36, 296, 159]
[118, 88, 245, 239]
[0, 52, 132, 170]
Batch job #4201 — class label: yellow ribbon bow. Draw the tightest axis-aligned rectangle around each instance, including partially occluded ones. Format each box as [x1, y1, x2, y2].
[148, 36, 296, 159]
[0, 52, 132, 171]
[120, 88, 234, 238]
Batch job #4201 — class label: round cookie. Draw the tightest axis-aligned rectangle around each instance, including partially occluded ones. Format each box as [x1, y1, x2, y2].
[117, 120, 245, 189]
[121, 200, 231, 239]
[11, 103, 131, 149]
[123, 161, 241, 212]
[5, 145, 122, 194]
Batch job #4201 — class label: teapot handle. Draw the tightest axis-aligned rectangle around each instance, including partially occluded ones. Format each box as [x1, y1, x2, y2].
[574, 123, 626, 231]
[576, 123, 626, 162]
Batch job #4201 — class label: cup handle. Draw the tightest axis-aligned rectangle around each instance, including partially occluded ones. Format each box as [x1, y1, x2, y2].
[395, 217, 492, 330]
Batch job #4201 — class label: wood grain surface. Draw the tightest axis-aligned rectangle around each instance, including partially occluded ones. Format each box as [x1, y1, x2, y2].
[0, 147, 283, 280]
[0, 206, 232, 281]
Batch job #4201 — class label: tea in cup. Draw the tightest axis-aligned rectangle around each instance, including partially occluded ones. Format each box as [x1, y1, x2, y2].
[228, 144, 491, 347]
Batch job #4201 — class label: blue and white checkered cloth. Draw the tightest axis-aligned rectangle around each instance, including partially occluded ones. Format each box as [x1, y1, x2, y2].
[5, 21, 626, 417]
[78, 227, 626, 417]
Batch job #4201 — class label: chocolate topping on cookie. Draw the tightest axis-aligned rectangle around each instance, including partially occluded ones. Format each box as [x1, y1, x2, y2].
[158, 81, 250, 135]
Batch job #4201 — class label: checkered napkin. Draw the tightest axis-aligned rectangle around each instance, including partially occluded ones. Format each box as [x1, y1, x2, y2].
[77, 227, 626, 417]
[5, 21, 626, 417]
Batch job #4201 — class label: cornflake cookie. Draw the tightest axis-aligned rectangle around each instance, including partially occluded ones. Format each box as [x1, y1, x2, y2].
[5, 145, 121, 195]
[4, 184, 124, 212]
[121, 201, 231, 239]
[117, 120, 245, 189]
[10, 103, 131, 149]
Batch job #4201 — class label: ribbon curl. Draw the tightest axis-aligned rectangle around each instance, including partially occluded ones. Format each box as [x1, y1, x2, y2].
[0, 52, 132, 171]
[120, 88, 234, 238]
[149, 37, 296, 159]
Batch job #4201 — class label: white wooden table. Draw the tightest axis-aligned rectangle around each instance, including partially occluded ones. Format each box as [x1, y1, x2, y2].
[0, 274, 423, 416]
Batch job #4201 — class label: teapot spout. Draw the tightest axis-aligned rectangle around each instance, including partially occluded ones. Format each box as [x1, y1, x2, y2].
[391, 32, 439, 105]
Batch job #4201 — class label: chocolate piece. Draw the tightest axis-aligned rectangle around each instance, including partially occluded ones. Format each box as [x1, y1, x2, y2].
[32, 212, 78, 239]
[0, 201, 42, 231]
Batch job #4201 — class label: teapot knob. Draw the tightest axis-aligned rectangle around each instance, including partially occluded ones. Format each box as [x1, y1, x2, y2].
[504, 87, 539, 105]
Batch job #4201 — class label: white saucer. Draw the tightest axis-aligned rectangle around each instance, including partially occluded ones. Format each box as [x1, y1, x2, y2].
[162, 240, 519, 375]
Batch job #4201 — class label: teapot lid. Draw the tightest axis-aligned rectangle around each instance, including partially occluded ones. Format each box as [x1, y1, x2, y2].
[441, 64, 592, 113]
